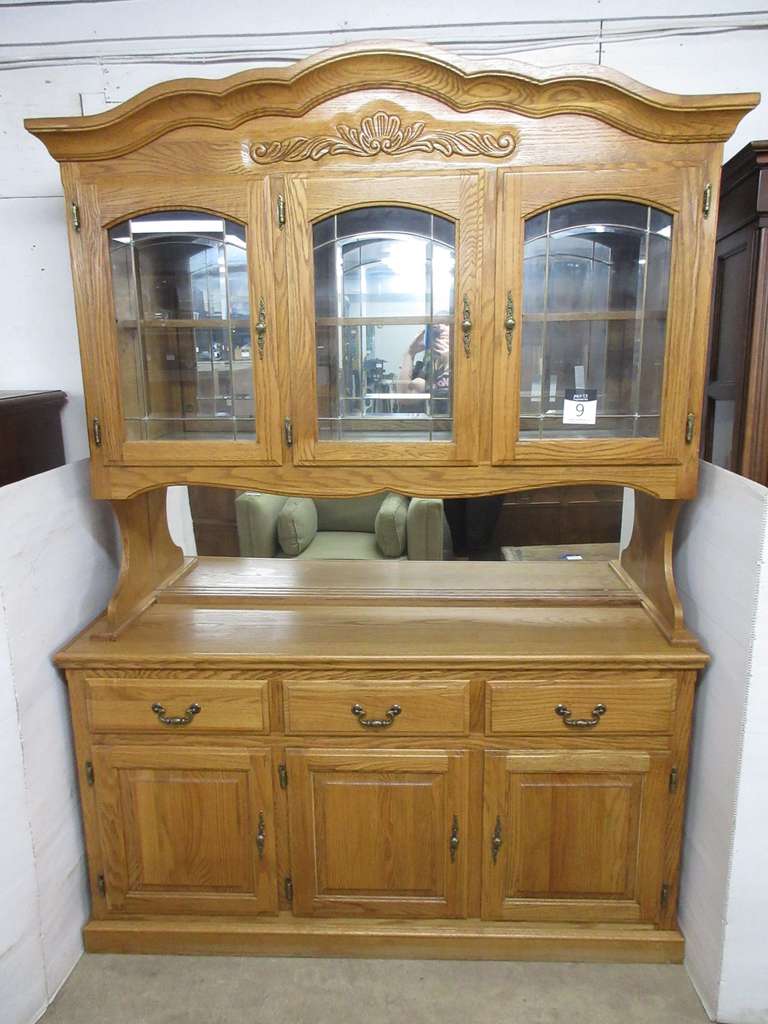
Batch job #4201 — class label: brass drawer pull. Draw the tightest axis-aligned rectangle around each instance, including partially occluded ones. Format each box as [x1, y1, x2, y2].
[504, 291, 516, 354]
[255, 298, 267, 358]
[491, 815, 502, 864]
[350, 703, 402, 728]
[461, 295, 472, 357]
[450, 815, 460, 863]
[256, 812, 266, 860]
[150, 702, 201, 727]
[554, 703, 606, 728]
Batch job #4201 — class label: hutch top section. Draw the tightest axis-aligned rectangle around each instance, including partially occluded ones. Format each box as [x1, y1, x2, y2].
[25, 43, 759, 501]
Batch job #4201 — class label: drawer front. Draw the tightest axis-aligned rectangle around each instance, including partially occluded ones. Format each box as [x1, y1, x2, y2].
[283, 680, 471, 736]
[86, 678, 270, 734]
[486, 678, 676, 735]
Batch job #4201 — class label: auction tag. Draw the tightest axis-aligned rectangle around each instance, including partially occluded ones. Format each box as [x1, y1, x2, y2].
[563, 389, 597, 425]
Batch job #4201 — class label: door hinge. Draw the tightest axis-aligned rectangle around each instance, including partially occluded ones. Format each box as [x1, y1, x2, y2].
[70, 201, 81, 232]
[703, 182, 712, 218]
[669, 767, 679, 794]
[278, 762, 288, 789]
[96, 874, 106, 898]
[284, 876, 293, 903]
[283, 418, 293, 448]
[685, 412, 695, 444]
[85, 761, 95, 786]
[92, 417, 103, 448]
[660, 882, 670, 908]
[276, 193, 286, 228]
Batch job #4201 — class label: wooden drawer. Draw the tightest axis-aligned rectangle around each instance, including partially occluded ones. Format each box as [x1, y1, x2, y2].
[85, 678, 270, 734]
[485, 677, 676, 735]
[283, 679, 470, 735]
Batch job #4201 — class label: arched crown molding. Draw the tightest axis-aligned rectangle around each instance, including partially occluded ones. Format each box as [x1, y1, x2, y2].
[24, 41, 759, 162]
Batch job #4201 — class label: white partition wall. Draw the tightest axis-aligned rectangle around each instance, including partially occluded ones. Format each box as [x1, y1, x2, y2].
[0, 462, 119, 1024]
[675, 462, 768, 1024]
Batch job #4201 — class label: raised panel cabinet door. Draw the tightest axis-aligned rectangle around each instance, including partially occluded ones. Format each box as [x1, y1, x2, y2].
[75, 179, 283, 466]
[91, 745, 278, 915]
[283, 172, 483, 466]
[493, 164, 709, 467]
[286, 748, 470, 917]
[482, 751, 669, 923]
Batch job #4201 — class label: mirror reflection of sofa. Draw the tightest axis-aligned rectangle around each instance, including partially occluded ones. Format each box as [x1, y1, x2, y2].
[235, 492, 452, 560]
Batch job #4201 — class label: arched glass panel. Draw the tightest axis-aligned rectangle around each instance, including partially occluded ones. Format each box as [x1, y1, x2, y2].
[109, 211, 254, 441]
[313, 206, 456, 442]
[520, 200, 672, 440]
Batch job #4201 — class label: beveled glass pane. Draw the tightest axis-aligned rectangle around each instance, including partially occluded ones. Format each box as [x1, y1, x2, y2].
[313, 206, 455, 443]
[316, 322, 454, 442]
[109, 211, 255, 442]
[519, 200, 672, 440]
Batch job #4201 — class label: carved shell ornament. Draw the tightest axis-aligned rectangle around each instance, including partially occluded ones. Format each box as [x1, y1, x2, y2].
[249, 111, 516, 163]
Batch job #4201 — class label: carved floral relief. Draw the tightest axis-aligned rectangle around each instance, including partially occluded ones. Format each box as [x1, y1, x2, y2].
[249, 111, 516, 163]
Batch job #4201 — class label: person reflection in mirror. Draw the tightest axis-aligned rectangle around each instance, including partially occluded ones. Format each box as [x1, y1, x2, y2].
[398, 324, 451, 407]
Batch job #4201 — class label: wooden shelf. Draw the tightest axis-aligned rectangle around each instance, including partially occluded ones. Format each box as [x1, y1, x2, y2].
[58, 600, 705, 668]
[159, 555, 637, 607]
[118, 318, 250, 329]
[523, 310, 667, 322]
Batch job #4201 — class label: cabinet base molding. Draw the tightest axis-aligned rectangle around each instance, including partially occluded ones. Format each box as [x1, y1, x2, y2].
[84, 916, 684, 963]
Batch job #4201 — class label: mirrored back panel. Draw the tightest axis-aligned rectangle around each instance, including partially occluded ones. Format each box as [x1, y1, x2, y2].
[313, 206, 456, 442]
[520, 200, 672, 440]
[109, 211, 255, 441]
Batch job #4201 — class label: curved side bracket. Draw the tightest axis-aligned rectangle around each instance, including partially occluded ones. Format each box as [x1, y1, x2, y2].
[617, 491, 694, 646]
[94, 487, 192, 639]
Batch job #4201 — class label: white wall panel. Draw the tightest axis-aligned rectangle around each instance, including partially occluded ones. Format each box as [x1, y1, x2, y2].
[0, 461, 119, 1024]
[0, 66, 103, 198]
[675, 463, 768, 1023]
[717, 495, 768, 1024]
[0, 607, 47, 1024]
[0, 198, 89, 461]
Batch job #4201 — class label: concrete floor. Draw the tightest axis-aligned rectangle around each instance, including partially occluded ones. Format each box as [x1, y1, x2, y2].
[40, 955, 710, 1024]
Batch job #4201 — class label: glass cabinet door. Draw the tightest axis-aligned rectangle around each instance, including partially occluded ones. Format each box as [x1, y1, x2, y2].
[94, 184, 281, 465]
[519, 201, 671, 440]
[493, 168, 700, 465]
[109, 212, 254, 441]
[285, 174, 482, 464]
[313, 207, 455, 443]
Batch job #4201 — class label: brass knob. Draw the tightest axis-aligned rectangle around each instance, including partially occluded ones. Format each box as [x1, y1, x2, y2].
[450, 815, 460, 863]
[491, 816, 502, 864]
[256, 812, 266, 860]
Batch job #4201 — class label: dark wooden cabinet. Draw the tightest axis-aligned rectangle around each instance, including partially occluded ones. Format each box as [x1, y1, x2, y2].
[188, 485, 240, 556]
[0, 390, 66, 486]
[703, 141, 768, 484]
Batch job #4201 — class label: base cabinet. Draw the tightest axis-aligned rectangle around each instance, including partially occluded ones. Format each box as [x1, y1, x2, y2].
[481, 750, 670, 923]
[91, 745, 278, 915]
[69, 663, 698, 962]
[285, 748, 470, 918]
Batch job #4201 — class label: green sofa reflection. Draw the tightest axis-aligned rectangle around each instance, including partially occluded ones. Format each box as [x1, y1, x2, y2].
[235, 492, 451, 561]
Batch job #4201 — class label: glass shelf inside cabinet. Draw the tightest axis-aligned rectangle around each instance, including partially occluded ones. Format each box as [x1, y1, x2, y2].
[313, 206, 455, 442]
[520, 200, 672, 440]
[109, 211, 255, 442]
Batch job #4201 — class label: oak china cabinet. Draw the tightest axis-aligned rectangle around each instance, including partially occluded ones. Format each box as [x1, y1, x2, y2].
[26, 43, 757, 962]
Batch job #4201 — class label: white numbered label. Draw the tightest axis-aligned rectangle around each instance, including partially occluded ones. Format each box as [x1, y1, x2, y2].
[563, 389, 597, 425]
